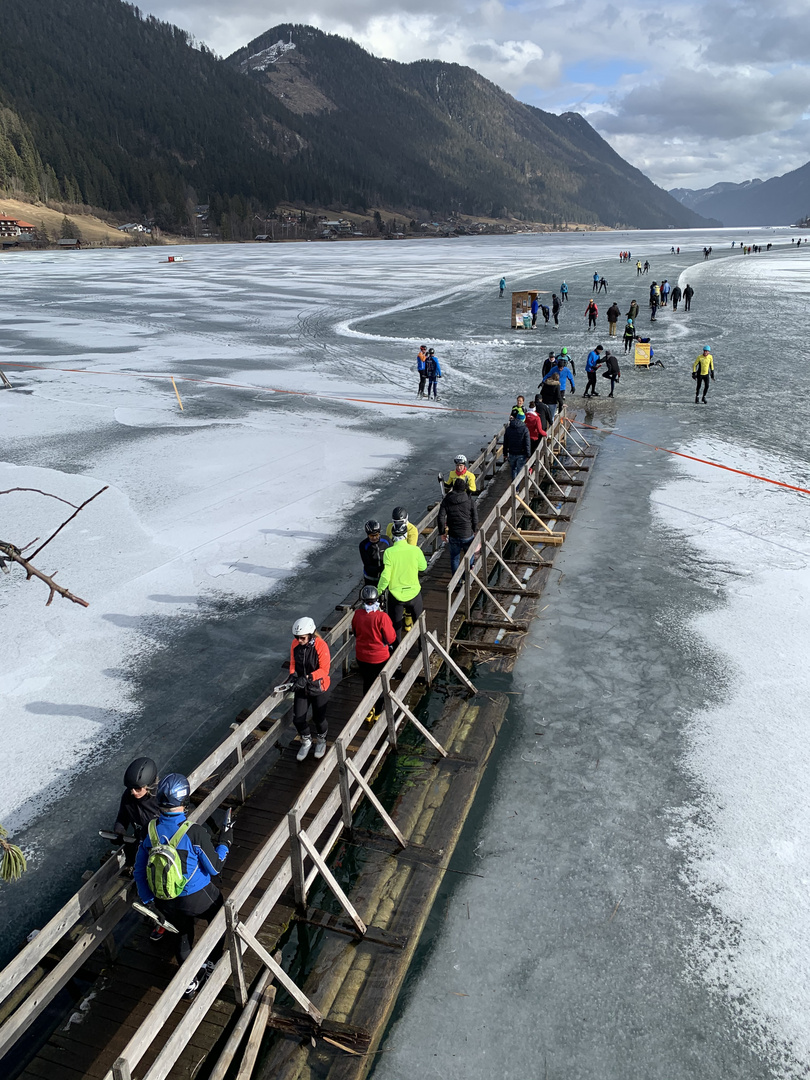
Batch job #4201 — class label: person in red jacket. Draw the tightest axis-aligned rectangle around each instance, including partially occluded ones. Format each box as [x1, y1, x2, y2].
[351, 585, 396, 722]
[585, 299, 598, 330]
[524, 404, 547, 455]
[289, 617, 331, 762]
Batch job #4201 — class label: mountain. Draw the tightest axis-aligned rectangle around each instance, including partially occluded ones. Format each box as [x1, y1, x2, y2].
[0, 0, 712, 231]
[226, 25, 712, 230]
[670, 167, 810, 226]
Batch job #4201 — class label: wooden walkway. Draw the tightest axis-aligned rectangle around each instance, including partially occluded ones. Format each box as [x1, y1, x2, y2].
[6, 417, 595, 1080]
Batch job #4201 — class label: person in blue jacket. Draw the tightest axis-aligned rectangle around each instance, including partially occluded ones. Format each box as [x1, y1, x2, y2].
[499, 276, 506, 298]
[560, 281, 568, 303]
[583, 345, 604, 397]
[425, 349, 442, 399]
[543, 360, 575, 410]
[134, 773, 232, 995]
[531, 296, 539, 328]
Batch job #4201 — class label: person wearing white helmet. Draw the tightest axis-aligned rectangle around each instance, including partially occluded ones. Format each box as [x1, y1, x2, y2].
[378, 520, 427, 642]
[289, 617, 331, 762]
[440, 453, 477, 494]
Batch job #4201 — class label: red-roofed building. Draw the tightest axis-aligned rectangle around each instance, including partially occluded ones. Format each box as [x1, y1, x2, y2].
[15, 220, 36, 235]
[0, 215, 20, 236]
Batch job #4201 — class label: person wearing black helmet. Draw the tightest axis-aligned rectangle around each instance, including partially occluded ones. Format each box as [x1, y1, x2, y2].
[113, 758, 159, 870]
[351, 585, 396, 722]
[378, 520, 427, 642]
[133, 773, 232, 997]
[359, 520, 391, 586]
[386, 506, 418, 546]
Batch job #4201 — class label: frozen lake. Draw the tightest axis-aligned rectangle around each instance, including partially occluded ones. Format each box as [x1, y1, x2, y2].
[1, 226, 809, 1075]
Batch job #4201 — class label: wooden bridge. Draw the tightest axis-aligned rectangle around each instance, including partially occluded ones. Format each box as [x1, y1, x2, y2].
[0, 414, 594, 1080]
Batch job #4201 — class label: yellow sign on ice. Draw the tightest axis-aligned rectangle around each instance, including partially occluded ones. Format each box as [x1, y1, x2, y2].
[634, 342, 651, 367]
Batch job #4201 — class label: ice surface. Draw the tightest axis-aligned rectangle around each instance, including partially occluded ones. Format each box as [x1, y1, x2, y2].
[654, 440, 810, 1073]
[2, 228, 809, 1070]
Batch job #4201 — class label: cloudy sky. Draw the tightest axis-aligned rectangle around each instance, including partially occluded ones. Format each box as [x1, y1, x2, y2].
[143, 0, 810, 189]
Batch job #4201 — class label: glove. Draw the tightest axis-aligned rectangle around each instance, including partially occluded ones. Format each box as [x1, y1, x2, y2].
[219, 825, 234, 848]
[113, 822, 126, 836]
[293, 674, 309, 691]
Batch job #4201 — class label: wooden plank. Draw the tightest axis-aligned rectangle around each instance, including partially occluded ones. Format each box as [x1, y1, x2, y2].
[235, 984, 276, 1080]
[464, 619, 529, 632]
[0, 851, 124, 1008]
[296, 909, 407, 950]
[208, 967, 273, 1080]
[0, 892, 131, 1057]
[235, 923, 322, 1021]
[298, 831, 367, 936]
[454, 641, 519, 655]
[264, 1007, 371, 1051]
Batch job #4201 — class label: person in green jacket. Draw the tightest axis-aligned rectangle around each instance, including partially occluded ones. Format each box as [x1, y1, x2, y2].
[693, 347, 715, 403]
[378, 521, 428, 641]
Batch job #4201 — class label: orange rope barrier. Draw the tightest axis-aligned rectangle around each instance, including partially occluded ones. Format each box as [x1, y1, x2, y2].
[575, 421, 810, 497]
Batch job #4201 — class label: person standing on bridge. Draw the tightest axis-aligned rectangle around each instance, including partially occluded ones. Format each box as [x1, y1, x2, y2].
[504, 406, 532, 479]
[524, 401, 546, 454]
[114, 758, 159, 876]
[692, 346, 714, 403]
[133, 773, 232, 998]
[439, 478, 480, 573]
[441, 454, 477, 494]
[387, 506, 419, 545]
[378, 521, 428, 643]
[289, 617, 331, 761]
[351, 585, 396, 724]
[359, 519, 391, 587]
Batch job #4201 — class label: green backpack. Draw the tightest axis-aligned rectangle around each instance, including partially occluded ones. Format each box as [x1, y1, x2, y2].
[146, 819, 191, 900]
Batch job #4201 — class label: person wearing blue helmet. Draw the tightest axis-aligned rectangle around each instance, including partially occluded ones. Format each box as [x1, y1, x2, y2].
[134, 773, 232, 998]
[623, 317, 636, 354]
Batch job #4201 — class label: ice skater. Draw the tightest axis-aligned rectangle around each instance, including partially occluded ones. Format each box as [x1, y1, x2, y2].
[585, 298, 598, 330]
[425, 348, 441, 398]
[602, 352, 621, 397]
[583, 345, 604, 397]
[499, 276, 506, 298]
[684, 284, 694, 311]
[692, 346, 714, 403]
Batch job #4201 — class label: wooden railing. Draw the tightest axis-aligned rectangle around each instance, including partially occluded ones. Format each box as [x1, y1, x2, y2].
[0, 421, 506, 1069]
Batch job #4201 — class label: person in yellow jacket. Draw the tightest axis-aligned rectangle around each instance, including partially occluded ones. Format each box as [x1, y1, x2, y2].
[386, 506, 418, 546]
[693, 347, 715, 403]
[378, 521, 427, 642]
[441, 454, 477, 494]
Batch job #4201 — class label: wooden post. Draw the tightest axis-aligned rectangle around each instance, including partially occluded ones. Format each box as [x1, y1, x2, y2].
[224, 900, 248, 1009]
[83, 870, 118, 964]
[418, 612, 432, 685]
[230, 723, 247, 804]
[425, 631, 477, 694]
[112, 1059, 132, 1080]
[464, 560, 471, 620]
[335, 739, 354, 830]
[0, 370, 12, 389]
[342, 627, 351, 678]
[478, 526, 488, 584]
[386, 690, 448, 757]
[287, 809, 307, 909]
[297, 832, 367, 936]
[380, 671, 397, 750]
[235, 924, 322, 1021]
[344, 758, 406, 847]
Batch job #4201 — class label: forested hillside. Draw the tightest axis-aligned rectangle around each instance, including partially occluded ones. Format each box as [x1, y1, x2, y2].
[0, 1, 711, 230]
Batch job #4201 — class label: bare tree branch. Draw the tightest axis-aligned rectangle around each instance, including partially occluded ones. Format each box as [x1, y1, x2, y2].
[0, 487, 78, 508]
[0, 543, 89, 607]
[30, 486, 109, 561]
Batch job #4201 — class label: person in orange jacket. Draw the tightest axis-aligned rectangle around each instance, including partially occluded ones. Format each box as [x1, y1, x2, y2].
[288, 617, 331, 762]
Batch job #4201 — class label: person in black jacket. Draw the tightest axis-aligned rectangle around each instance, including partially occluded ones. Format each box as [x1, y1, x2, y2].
[438, 479, 479, 572]
[503, 408, 532, 479]
[684, 284, 694, 311]
[114, 757, 160, 868]
[541, 351, 557, 379]
[671, 284, 682, 311]
[359, 520, 391, 586]
[602, 353, 621, 397]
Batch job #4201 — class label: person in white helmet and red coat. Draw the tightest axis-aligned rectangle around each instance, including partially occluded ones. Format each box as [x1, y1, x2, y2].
[289, 617, 331, 762]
